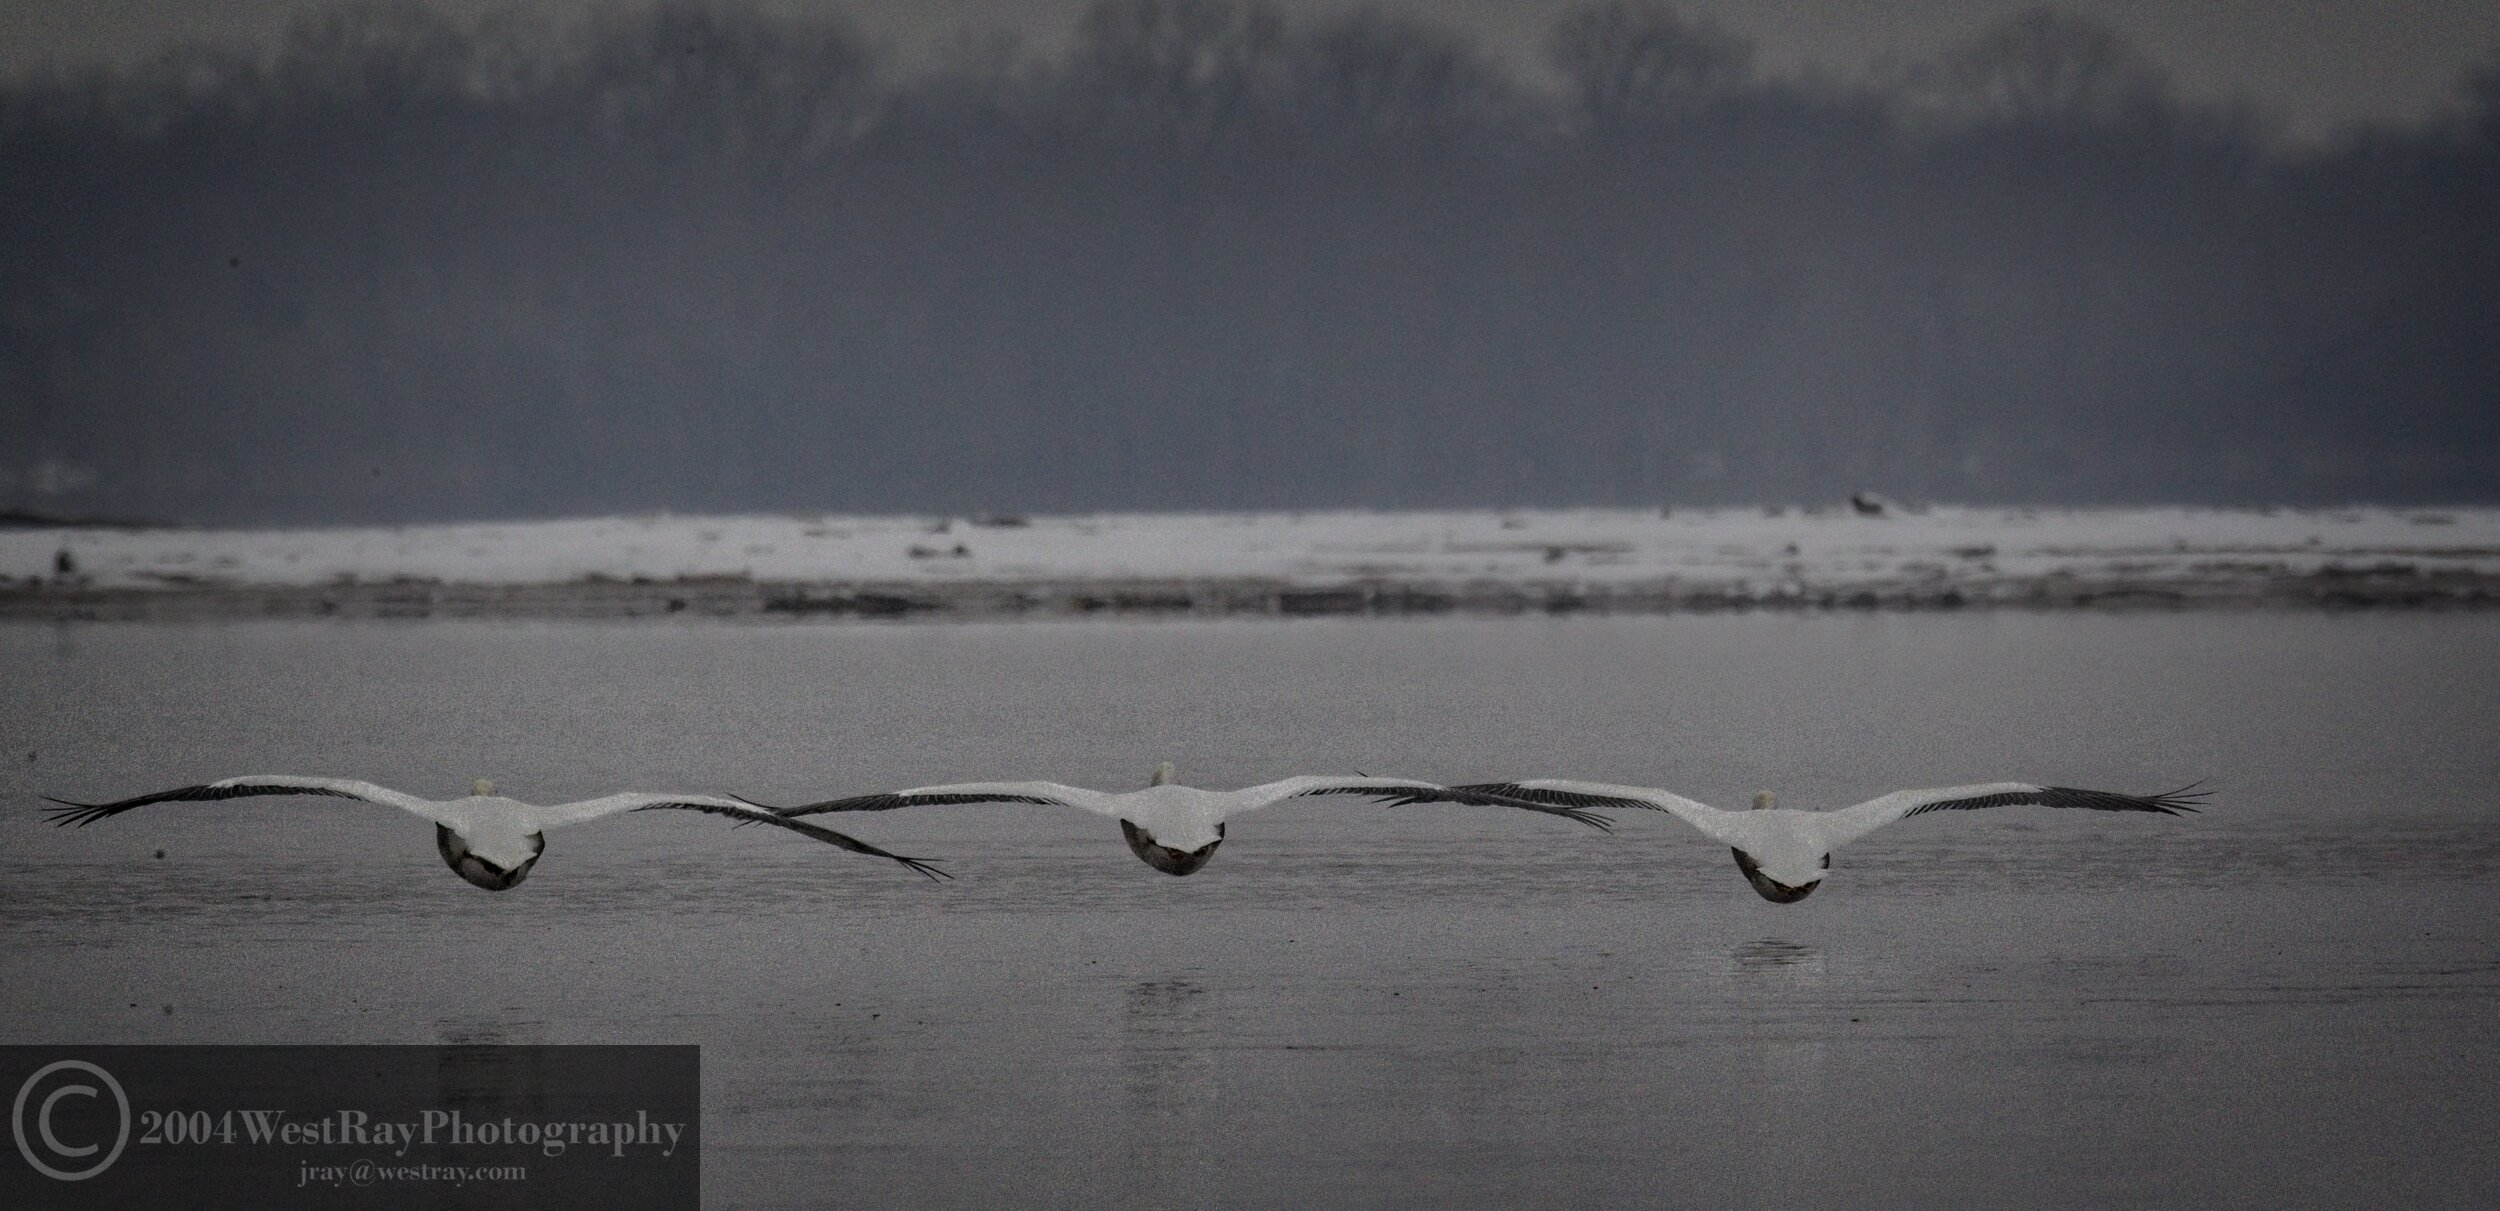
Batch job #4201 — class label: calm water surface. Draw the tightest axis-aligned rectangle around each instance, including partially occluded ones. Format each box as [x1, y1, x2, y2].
[4, 614, 2497, 1208]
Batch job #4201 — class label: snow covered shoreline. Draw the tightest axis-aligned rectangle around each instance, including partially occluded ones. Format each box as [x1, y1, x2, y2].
[6, 506, 2497, 621]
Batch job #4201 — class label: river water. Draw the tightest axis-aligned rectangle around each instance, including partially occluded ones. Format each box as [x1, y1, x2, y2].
[4, 614, 2496, 1207]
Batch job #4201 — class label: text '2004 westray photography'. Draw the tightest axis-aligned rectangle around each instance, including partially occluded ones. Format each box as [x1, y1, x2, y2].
[5, 1046, 695, 1209]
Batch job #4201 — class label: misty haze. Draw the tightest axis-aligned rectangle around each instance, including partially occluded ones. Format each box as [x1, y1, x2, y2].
[4, 0, 2495, 525]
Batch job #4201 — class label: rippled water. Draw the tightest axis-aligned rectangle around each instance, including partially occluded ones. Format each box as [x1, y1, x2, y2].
[4, 615, 2497, 1208]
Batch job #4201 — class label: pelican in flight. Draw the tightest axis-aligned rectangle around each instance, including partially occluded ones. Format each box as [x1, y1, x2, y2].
[765, 763, 1613, 876]
[1386, 780, 2205, 902]
[42, 775, 947, 889]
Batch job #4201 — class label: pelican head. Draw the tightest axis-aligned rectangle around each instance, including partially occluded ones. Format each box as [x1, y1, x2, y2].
[1120, 819, 1223, 876]
[471, 778, 496, 798]
[1149, 762, 1177, 787]
[435, 824, 543, 891]
[1752, 790, 1775, 811]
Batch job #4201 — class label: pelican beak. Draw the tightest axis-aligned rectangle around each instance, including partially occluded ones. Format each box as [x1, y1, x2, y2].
[1731, 848, 1820, 903]
[1121, 819, 1221, 875]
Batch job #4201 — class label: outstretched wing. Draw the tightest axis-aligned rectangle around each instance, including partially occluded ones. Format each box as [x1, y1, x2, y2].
[615, 795, 953, 881]
[766, 782, 1109, 819]
[1260, 776, 1617, 831]
[529, 791, 776, 829]
[1817, 781, 2207, 850]
[1446, 780, 1746, 844]
[41, 775, 449, 827]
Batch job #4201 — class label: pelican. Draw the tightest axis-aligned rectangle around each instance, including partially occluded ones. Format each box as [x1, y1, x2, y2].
[42, 775, 947, 889]
[765, 763, 1613, 876]
[1395, 780, 2205, 902]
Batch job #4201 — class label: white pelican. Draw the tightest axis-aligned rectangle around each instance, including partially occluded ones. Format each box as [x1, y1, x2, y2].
[1398, 780, 2206, 902]
[42, 775, 947, 889]
[765, 763, 1613, 876]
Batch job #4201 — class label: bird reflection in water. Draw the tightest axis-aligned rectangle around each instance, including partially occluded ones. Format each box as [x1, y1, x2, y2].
[1728, 939, 1829, 984]
[1724, 941, 1835, 1202]
[1122, 979, 1218, 1207]
[432, 1018, 557, 1131]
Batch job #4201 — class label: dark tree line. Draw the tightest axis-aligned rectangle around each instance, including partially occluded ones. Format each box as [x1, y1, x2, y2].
[3, 0, 2495, 523]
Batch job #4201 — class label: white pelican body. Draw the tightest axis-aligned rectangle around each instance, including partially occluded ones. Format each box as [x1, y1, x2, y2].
[45, 775, 946, 889]
[772, 763, 1612, 876]
[1452, 781, 2205, 902]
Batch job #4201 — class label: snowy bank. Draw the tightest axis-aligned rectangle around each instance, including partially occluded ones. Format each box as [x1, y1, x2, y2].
[5, 506, 2496, 620]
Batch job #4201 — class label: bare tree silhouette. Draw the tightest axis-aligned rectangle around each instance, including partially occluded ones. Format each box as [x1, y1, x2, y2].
[1546, 1, 1756, 136]
[1899, 8, 2169, 128]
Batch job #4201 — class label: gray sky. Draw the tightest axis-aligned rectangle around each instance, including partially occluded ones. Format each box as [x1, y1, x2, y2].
[3, 0, 2496, 142]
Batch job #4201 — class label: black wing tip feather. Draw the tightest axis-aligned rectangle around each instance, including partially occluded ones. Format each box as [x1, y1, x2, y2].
[893, 854, 953, 882]
[40, 782, 363, 827]
[646, 799, 955, 882]
[2113, 780, 2211, 814]
[1906, 781, 2212, 818]
[716, 789, 1063, 836]
[1454, 782, 1669, 815]
[1436, 790, 1617, 832]
[2038, 781, 2211, 815]
[40, 794, 139, 828]
[718, 793, 789, 827]
[773, 792, 1064, 818]
[1299, 783, 1617, 831]
[42, 783, 220, 826]
[771, 815, 956, 882]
